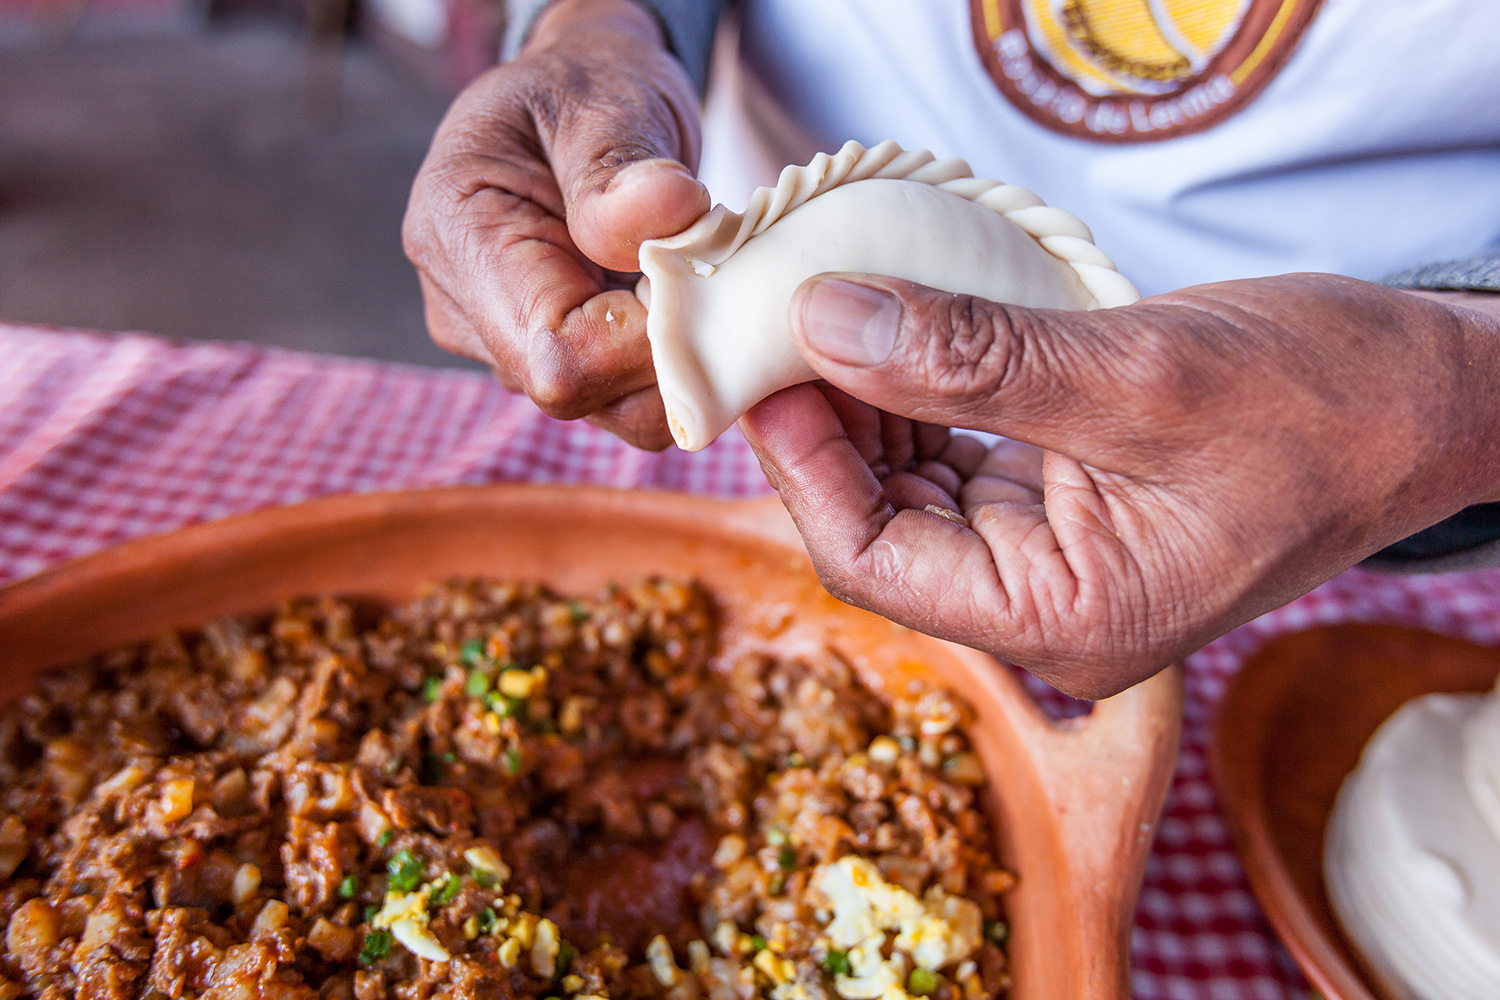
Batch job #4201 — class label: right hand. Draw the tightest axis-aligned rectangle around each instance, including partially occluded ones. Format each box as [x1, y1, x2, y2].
[402, 0, 708, 449]
[740, 273, 1500, 699]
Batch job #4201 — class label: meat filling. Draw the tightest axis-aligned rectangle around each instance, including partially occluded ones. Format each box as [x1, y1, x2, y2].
[0, 578, 1013, 1000]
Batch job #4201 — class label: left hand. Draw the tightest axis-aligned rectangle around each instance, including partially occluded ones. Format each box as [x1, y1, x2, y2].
[740, 273, 1500, 699]
[401, 0, 707, 450]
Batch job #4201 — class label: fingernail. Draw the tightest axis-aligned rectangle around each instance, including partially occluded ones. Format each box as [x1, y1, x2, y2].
[606, 158, 694, 194]
[800, 279, 899, 366]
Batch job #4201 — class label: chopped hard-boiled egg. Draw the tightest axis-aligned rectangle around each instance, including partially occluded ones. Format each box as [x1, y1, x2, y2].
[532, 917, 561, 978]
[811, 856, 983, 1000]
[464, 845, 511, 882]
[371, 890, 451, 962]
[647, 934, 681, 986]
[895, 887, 983, 973]
[833, 942, 904, 1000]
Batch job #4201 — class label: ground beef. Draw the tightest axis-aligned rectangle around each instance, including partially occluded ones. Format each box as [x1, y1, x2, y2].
[0, 579, 1012, 1000]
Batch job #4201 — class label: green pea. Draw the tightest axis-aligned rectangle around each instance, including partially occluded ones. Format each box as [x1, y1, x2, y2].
[907, 969, 938, 996]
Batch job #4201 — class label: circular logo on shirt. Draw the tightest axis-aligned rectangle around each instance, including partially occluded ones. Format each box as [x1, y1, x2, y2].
[970, 0, 1325, 142]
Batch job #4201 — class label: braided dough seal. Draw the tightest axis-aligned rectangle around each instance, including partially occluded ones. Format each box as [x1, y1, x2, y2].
[636, 140, 1140, 452]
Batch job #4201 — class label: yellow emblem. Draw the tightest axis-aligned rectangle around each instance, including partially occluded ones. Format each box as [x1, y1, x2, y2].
[971, 0, 1324, 140]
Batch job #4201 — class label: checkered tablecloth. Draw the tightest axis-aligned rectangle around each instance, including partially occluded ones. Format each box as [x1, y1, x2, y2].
[5, 322, 1500, 1000]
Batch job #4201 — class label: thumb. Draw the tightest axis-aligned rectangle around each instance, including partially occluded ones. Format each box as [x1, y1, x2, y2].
[789, 274, 1119, 448]
[566, 156, 710, 271]
[521, 1, 709, 272]
[541, 46, 710, 273]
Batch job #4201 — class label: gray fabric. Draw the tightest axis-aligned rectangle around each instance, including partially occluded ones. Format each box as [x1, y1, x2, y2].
[1364, 537, 1500, 575]
[1383, 248, 1500, 292]
[632, 0, 725, 94]
[502, 0, 725, 94]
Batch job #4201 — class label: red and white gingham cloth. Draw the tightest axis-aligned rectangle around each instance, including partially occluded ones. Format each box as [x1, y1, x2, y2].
[5, 322, 1500, 999]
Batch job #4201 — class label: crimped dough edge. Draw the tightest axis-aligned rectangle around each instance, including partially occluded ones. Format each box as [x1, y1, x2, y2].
[637, 140, 1141, 450]
[641, 139, 1139, 309]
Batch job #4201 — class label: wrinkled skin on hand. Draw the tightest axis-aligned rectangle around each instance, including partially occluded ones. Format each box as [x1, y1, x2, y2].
[741, 274, 1500, 699]
[403, 0, 707, 449]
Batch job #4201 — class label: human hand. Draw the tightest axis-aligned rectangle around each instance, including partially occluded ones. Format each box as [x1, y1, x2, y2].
[403, 0, 708, 449]
[741, 274, 1500, 698]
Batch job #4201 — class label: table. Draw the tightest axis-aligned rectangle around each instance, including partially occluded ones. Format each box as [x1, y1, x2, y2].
[5, 321, 1500, 1000]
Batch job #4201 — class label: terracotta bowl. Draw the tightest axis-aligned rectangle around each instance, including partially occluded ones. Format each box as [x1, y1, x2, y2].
[0, 485, 1182, 999]
[1212, 624, 1500, 1000]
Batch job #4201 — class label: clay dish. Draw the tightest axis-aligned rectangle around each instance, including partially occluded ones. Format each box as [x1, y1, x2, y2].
[0, 485, 1182, 999]
[1212, 624, 1500, 1000]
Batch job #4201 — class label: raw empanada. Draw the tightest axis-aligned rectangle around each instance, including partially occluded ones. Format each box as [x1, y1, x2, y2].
[637, 140, 1140, 452]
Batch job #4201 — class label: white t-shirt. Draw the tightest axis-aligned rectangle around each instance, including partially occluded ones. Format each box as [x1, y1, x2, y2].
[697, 0, 1500, 297]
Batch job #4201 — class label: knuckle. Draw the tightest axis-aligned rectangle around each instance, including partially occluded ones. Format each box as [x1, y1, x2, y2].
[946, 294, 1004, 373]
[400, 206, 438, 270]
[519, 325, 593, 419]
[909, 291, 1014, 405]
[816, 536, 900, 610]
[523, 366, 590, 419]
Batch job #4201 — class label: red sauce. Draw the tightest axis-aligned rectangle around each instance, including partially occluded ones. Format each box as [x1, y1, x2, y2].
[544, 816, 718, 953]
[534, 755, 718, 952]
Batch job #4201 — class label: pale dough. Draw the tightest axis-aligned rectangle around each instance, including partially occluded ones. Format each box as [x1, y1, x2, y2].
[1325, 689, 1500, 1000]
[1463, 681, 1500, 846]
[636, 140, 1140, 452]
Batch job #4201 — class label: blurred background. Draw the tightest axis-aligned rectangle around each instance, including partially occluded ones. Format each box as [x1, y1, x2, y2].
[0, 0, 496, 367]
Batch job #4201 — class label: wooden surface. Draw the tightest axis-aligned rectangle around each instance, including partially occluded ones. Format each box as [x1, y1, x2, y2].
[1212, 624, 1500, 1000]
[0, 484, 1183, 999]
